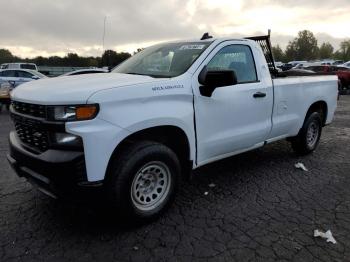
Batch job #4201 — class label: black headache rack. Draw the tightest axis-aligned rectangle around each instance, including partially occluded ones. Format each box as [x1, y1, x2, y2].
[245, 31, 279, 77]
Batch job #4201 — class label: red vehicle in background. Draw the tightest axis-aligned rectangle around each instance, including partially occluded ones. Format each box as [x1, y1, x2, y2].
[305, 65, 350, 90]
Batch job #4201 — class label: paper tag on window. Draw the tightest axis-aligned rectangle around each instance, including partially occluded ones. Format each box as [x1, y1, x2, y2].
[179, 45, 205, 50]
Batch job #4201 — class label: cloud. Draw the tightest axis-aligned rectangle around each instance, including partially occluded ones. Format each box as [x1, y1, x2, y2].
[242, 0, 350, 8]
[0, 0, 349, 57]
[0, 0, 204, 56]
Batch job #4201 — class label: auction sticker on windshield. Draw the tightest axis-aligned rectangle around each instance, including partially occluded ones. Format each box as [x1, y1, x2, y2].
[179, 45, 206, 50]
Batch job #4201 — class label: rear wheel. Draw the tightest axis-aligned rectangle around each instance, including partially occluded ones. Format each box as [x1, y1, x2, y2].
[290, 112, 322, 155]
[106, 141, 180, 221]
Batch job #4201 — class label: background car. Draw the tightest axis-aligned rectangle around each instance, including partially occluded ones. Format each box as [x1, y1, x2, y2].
[305, 65, 350, 89]
[332, 60, 344, 65]
[0, 81, 15, 112]
[283, 68, 316, 76]
[280, 61, 307, 71]
[274, 61, 283, 68]
[342, 61, 350, 68]
[60, 68, 109, 76]
[0, 69, 47, 87]
[0, 63, 38, 71]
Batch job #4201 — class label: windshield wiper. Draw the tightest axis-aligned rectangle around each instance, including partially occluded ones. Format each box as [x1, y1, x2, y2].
[124, 72, 172, 78]
[125, 72, 154, 77]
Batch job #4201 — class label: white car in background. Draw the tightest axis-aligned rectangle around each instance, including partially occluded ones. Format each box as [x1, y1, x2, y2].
[342, 61, 350, 68]
[0, 63, 38, 71]
[332, 60, 344, 65]
[288, 61, 307, 67]
[60, 68, 109, 76]
[293, 62, 320, 69]
[0, 69, 47, 87]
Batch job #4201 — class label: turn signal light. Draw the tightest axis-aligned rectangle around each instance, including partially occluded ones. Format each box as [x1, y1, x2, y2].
[76, 106, 98, 120]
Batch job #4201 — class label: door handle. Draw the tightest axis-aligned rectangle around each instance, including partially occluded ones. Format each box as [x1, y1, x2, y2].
[253, 92, 266, 98]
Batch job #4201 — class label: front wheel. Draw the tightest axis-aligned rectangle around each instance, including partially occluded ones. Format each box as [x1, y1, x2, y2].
[106, 141, 181, 221]
[290, 112, 322, 155]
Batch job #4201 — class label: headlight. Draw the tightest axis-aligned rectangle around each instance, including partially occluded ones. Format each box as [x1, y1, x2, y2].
[47, 104, 99, 121]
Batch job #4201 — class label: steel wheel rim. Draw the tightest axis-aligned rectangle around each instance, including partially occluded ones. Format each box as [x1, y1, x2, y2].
[131, 161, 171, 211]
[306, 121, 319, 148]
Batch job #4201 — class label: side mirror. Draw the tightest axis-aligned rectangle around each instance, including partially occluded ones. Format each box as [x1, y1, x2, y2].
[32, 75, 40, 80]
[198, 66, 238, 97]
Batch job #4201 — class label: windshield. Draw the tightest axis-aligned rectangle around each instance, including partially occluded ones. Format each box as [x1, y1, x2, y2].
[112, 42, 212, 78]
[31, 70, 47, 78]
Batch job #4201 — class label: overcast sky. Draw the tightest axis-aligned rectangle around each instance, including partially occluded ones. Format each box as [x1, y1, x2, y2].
[1, 0, 349, 58]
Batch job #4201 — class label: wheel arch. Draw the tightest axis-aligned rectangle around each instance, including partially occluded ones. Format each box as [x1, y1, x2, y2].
[106, 125, 193, 180]
[305, 100, 328, 126]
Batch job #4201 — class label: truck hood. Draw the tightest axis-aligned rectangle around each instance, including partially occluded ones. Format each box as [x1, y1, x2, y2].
[11, 73, 159, 105]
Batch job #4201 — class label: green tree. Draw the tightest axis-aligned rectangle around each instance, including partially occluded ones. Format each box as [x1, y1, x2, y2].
[65, 53, 81, 67]
[33, 56, 47, 66]
[101, 50, 131, 68]
[285, 41, 297, 62]
[0, 48, 131, 68]
[0, 49, 17, 64]
[285, 30, 319, 61]
[272, 45, 285, 62]
[319, 42, 334, 59]
[334, 40, 350, 61]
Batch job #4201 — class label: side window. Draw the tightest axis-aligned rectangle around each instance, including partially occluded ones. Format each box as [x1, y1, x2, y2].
[2, 70, 16, 77]
[207, 45, 258, 83]
[20, 64, 36, 70]
[17, 71, 33, 78]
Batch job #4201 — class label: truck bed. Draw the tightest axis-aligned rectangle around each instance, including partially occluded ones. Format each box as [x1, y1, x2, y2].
[268, 75, 338, 139]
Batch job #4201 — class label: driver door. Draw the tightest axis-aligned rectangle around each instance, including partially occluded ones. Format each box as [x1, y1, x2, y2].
[16, 70, 35, 85]
[0, 70, 17, 86]
[192, 42, 273, 165]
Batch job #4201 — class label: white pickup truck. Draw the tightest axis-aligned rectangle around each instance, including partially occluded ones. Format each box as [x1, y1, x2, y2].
[7, 34, 338, 220]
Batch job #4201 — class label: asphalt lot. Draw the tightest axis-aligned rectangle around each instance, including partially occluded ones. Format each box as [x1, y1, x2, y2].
[1, 96, 350, 262]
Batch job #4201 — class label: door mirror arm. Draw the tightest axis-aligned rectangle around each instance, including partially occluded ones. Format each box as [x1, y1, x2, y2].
[198, 66, 238, 97]
[198, 66, 216, 97]
[198, 65, 208, 86]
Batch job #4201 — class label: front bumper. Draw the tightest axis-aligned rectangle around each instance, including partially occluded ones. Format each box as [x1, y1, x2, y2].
[7, 131, 103, 199]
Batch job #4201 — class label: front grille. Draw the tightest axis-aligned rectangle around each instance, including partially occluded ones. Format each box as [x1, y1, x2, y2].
[11, 101, 49, 152]
[11, 101, 46, 118]
[14, 120, 49, 152]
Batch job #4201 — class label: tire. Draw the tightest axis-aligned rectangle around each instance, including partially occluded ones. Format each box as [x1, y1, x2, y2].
[290, 112, 322, 155]
[106, 141, 181, 221]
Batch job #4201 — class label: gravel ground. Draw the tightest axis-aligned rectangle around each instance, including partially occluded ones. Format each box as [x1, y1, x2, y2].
[0, 96, 350, 262]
